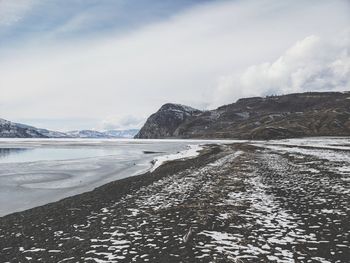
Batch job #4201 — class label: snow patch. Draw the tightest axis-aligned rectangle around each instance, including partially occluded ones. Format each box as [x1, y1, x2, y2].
[150, 144, 203, 172]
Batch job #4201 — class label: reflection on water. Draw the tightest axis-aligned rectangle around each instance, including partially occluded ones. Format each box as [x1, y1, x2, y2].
[0, 148, 30, 160]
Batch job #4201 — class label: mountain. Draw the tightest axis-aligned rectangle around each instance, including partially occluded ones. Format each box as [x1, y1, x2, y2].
[103, 129, 139, 138]
[36, 129, 69, 138]
[0, 118, 49, 138]
[135, 91, 350, 140]
[0, 118, 139, 139]
[66, 129, 139, 138]
[66, 130, 107, 138]
[135, 103, 202, 139]
[0, 118, 72, 138]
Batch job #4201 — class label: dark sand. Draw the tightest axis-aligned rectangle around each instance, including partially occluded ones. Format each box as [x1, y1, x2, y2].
[0, 143, 349, 262]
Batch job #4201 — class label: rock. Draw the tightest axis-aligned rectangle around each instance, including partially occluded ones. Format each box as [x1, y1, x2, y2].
[183, 227, 194, 244]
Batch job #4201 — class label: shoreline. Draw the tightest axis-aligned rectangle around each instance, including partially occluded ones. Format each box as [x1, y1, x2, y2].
[0, 144, 218, 220]
[0, 142, 349, 262]
[0, 140, 206, 217]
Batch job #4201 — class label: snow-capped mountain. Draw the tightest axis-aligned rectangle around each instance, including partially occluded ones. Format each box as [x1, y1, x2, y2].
[103, 129, 139, 138]
[66, 130, 107, 138]
[0, 118, 139, 138]
[36, 129, 69, 138]
[0, 118, 60, 138]
[66, 129, 139, 138]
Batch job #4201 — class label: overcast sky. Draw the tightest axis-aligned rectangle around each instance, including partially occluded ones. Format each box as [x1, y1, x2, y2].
[0, 0, 349, 131]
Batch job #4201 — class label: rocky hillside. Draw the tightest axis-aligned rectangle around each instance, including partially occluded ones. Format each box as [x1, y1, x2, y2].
[0, 119, 48, 138]
[135, 103, 202, 139]
[135, 92, 350, 140]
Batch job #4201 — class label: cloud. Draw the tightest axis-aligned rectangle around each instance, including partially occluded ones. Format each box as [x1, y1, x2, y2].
[0, 0, 349, 130]
[100, 115, 145, 131]
[0, 0, 36, 26]
[211, 31, 350, 107]
[0, 0, 213, 44]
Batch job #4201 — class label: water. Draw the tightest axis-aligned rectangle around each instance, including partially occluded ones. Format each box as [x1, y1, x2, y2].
[0, 139, 218, 216]
[0, 147, 127, 163]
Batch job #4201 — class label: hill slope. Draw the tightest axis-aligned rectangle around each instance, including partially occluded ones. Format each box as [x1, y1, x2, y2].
[136, 92, 350, 140]
[135, 103, 202, 139]
[0, 119, 49, 138]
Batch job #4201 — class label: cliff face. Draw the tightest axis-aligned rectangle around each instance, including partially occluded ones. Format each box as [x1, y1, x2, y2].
[136, 92, 350, 140]
[134, 103, 202, 139]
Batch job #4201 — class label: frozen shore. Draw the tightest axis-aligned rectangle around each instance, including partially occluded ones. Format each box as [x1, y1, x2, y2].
[0, 138, 349, 262]
[0, 139, 209, 216]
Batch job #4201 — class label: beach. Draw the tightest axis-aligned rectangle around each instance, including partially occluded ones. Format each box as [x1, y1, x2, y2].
[0, 139, 349, 262]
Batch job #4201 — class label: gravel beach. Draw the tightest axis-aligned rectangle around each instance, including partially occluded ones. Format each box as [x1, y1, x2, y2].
[0, 142, 349, 262]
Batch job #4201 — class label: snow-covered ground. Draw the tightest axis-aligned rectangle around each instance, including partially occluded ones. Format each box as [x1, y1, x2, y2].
[252, 137, 350, 175]
[0, 137, 349, 262]
[150, 144, 203, 172]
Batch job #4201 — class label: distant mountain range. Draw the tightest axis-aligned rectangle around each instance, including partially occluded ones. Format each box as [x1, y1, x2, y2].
[0, 118, 47, 138]
[66, 129, 139, 138]
[0, 119, 139, 139]
[4, 91, 350, 140]
[135, 91, 350, 140]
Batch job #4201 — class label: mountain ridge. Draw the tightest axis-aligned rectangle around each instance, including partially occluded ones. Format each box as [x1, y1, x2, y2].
[66, 129, 139, 138]
[0, 118, 139, 139]
[135, 91, 350, 140]
[0, 118, 49, 138]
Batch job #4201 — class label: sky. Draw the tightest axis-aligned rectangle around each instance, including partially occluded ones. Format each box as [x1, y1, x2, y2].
[0, 0, 349, 131]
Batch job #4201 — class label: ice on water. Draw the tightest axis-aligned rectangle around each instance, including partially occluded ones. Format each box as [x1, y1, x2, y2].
[0, 139, 211, 216]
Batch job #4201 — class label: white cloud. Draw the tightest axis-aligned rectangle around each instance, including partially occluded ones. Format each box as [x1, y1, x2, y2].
[0, 0, 349, 130]
[100, 115, 145, 131]
[211, 31, 350, 107]
[0, 0, 36, 26]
